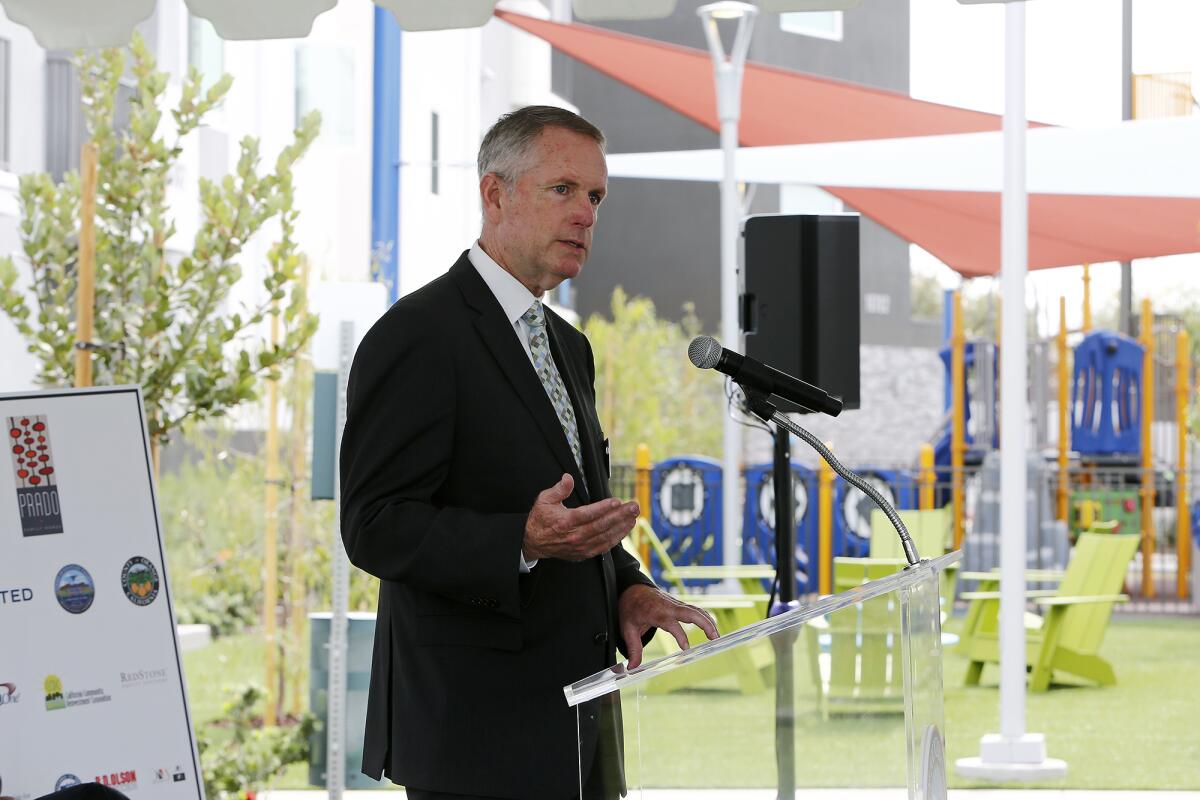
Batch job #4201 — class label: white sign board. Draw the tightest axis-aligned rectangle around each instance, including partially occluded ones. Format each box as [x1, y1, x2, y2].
[0, 386, 202, 800]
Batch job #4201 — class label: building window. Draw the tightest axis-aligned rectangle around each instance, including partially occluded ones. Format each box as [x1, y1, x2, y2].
[45, 56, 134, 181]
[295, 45, 355, 146]
[780, 11, 843, 41]
[0, 38, 9, 170]
[188, 16, 224, 95]
[431, 111, 439, 195]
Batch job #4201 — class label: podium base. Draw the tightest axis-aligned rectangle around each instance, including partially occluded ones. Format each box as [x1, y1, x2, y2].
[955, 733, 1067, 781]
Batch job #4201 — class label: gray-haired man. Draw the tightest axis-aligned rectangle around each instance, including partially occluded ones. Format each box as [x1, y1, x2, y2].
[340, 106, 717, 799]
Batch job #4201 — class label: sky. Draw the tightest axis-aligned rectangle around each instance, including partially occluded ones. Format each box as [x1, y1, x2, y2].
[908, 0, 1200, 336]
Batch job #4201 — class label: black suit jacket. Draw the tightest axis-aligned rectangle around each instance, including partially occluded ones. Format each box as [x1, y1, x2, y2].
[340, 251, 654, 798]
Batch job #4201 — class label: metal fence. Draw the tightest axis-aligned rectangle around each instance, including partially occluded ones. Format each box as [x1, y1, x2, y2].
[612, 457, 1196, 612]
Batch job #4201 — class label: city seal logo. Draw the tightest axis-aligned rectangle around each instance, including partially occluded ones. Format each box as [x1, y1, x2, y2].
[121, 557, 159, 606]
[0, 682, 19, 706]
[54, 564, 94, 614]
[8, 415, 64, 536]
[44, 674, 65, 710]
[55, 774, 82, 791]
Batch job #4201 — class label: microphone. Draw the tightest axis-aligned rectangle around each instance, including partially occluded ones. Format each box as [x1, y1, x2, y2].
[688, 335, 843, 417]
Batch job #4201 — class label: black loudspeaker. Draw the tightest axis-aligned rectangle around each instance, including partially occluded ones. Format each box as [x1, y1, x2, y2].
[742, 213, 860, 412]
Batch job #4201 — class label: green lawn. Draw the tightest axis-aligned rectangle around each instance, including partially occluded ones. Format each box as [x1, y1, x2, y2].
[183, 616, 1200, 791]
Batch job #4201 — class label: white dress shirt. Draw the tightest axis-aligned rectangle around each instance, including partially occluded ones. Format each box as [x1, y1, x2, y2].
[468, 241, 549, 572]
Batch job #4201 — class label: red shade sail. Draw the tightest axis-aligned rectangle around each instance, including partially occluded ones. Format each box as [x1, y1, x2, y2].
[498, 11, 1200, 277]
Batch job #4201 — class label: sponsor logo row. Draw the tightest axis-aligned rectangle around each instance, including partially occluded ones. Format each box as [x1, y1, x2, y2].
[0, 557, 160, 614]
[0, 668, 171, 711]
[0, 765, 188, 798]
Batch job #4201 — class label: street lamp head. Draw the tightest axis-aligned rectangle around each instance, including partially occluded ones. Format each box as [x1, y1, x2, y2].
[696, 1, 758, 21]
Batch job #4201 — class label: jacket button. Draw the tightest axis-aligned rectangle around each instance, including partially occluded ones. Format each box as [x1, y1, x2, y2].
[593, 632, 607, 645]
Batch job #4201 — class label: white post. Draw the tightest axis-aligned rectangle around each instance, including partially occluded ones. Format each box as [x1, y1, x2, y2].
[997, 0, 1029, 745]
[957, 2, 1065, 779]
[698, 2, 756, 576]
[327, 321, 354, 799]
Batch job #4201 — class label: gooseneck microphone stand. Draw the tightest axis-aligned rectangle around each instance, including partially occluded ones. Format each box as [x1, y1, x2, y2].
[744, 390, 922, 570]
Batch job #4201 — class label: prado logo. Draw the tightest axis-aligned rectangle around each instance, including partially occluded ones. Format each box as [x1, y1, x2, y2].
[54, 564, 94, 614]
[153, 766, 187, 784]
[44, 674, 65, 710]
[120, 666, 169, 689]
[55, 774, 82, 791]
[120, 556, 159, 606]
[43, 674, 111, 711]
[7, 415, 63, 536]
[96, 770, 137, 792]
[0, 682, 20, 707]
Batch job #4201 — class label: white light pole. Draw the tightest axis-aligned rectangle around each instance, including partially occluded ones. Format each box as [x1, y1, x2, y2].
[955, 0, 1066, 780]
[697, 0, 757, 577]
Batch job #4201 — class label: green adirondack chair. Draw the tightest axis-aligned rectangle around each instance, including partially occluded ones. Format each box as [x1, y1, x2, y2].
[870, 507, 951, 560]
[955, 532, 1139, 691]
[805, 558, 907, 718]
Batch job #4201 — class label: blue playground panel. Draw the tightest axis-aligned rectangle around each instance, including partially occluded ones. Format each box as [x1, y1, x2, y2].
[649, 456, 723, 587]
[1071, 330, 1143, 456]
[834, 468, 917, 557]
[741, 463, 818, 593]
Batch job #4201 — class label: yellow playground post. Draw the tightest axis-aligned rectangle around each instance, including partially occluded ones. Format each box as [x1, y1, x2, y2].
[1139, 299, 1156, 597]
[1057, 297, 1069, 523]
[1175, 330, 1191, 600]
[951, 290, 966, 550]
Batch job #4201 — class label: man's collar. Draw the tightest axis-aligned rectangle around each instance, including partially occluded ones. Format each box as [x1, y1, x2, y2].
[468, 241, 538, 325]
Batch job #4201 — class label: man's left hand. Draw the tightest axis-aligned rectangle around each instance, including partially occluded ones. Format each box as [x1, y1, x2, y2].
[618, 584, 719, 670]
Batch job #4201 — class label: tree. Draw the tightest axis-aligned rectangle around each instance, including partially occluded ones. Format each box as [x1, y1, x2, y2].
[0, 33, 319, 457]
[583, 287, 725, 462]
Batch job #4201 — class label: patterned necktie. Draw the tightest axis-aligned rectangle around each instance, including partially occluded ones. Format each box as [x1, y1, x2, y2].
[522, 300, 586, 481]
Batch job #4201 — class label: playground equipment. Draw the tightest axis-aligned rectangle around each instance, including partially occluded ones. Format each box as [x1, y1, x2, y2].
[741, 462, 818, 593]
[647, 456, 722, 587]
[629, 279, 1192, 606]
[833, 468, 917, 558]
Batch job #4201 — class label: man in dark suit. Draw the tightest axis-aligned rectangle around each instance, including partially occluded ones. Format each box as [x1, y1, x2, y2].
[340, 106, 717, 800]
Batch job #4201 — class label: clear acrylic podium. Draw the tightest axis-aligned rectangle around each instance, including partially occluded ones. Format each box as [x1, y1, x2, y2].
[566, 552, 959, 799]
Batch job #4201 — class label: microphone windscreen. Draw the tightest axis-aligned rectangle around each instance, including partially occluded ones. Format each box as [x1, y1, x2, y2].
[688, 335, 723, 369]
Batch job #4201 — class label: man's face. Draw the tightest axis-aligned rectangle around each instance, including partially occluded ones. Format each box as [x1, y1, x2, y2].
[482, 127, 608, 296]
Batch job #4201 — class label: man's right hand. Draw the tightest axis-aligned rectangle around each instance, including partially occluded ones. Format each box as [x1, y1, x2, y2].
[523, 474, 639, 561]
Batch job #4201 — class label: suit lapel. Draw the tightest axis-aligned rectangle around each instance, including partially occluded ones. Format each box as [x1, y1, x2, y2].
[450, 256, 587, 501]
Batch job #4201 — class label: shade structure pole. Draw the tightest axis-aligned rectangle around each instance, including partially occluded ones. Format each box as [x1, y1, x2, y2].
[956, 1, 1065, 781]
[698, 2, 756, 576]
[997, 0, 1028, 744]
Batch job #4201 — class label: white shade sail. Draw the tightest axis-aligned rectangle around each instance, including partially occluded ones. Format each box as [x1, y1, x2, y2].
[0, 0, 155, 49]
[185, 0, 337, 40]
[605, 116, 1200, 198]
[757, 1, 862, 10]
[572, 0, 678, 21]
[0, 0, 790, 45]
[375, 0, 498, 32]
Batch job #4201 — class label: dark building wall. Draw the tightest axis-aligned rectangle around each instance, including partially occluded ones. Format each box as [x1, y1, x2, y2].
[554, 2, 939, 348]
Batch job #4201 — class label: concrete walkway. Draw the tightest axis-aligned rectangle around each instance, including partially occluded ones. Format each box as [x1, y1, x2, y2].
[260, 790, 1200, 799]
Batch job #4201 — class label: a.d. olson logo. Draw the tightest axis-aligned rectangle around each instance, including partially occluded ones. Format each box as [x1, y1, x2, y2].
[8, 415, 63, 536]
[54, 564, 94, 614]
[121, 556, 159, 606]
[96, 770, 137, 792]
